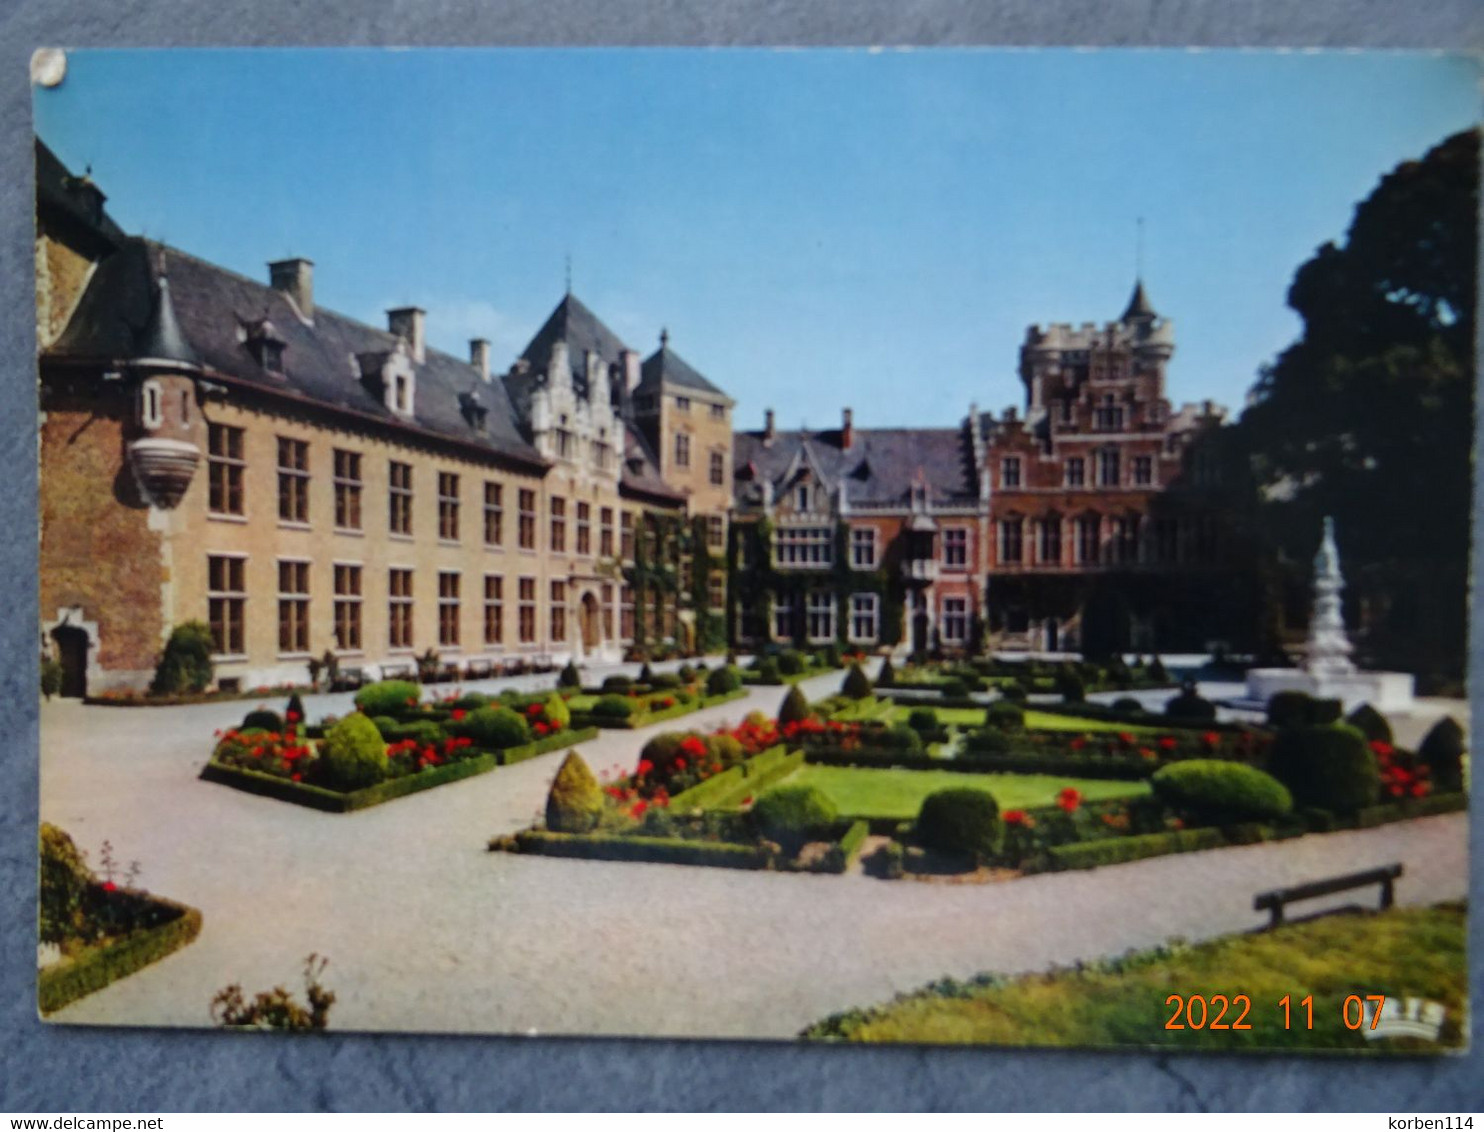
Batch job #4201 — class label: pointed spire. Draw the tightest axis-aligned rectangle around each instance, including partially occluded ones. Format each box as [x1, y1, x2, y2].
[659, 327, 669, 350]
[1121, 277, 1157, 323]
[137, 248, 198, 366]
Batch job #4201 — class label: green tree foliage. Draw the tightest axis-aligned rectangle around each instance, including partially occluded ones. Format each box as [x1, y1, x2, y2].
[39, 822, 93, 944]
[545, 751, 604, 833]
[1237, 129, 1477, 682]
[40, 655, 62, 700]
[150, 621, 215, 695]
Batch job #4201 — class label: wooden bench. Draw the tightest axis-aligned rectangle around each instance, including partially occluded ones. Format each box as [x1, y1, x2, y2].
[380, 662, 416, 681]
[1253, 863, 1402, 929]
[329, 666, 366, 692]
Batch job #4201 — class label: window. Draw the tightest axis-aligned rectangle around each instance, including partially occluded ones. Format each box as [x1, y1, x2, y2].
[620, 511, 635, 560]
[675, 396, 691, 413]
[674, 433, 691, 468]
[599, 507, 615, 557]
[1094, 396, 1124, 431]
[1076, 515, 1101, 564]
[518, 489, 537, 550]
[140, 380, 163, 428]
[806, 591, 835, 642]
[333, 564, 363, 651]
[438, 472, 460, 542]
[207, 555, 246, 656]
[483, 482, 504, 547]
[1132, 455, 1154, 487]
[620, 584, 635, 640]
[333, 450, 362, 531]
[943, 528, 969, 569]
[549, 496, 566, 553]
[708, 572, 725, 609]
[438, 572, 460, 647]
[483, 575, 503, 645]
[389, 461, 413, 536]
[277, 560, 310, 654]
[796, 485, 810, 511]
[709, 403, 726, 421]
[388, 568, 413, 649]
[208, 424, 245, 516]
[707, 515, 725, 551]
[773, 595, 793, 641]
[849, 593, 879, 642]
[590, 437, 612, 473]
[601, 583, 615, 639]
[550, 581, 567, 643]
[775, 526, 833, 567]
[576, 502, 591, 555]
[518, 577, 537, 643]
[851, 527, 877, 569]
[1039, 514, 1062, 565]
[1001, 457, 1022, 488]
[1098, 449, 1121, 487]
[999, 518, 1023, 564]
[1064, 457, 1085, 488]
[276, 437, 309, 524]
[709, 450, 725, 486]
[941, 597, 969, 644]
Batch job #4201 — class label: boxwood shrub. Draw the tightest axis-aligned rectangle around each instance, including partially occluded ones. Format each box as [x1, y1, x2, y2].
[757, 657, 782, 683]
[593, 694, 637, 721]
[242, 708, 284, 733]
[841, 663, 873, 700]
[1150, 759, 1292, 825]
[315, 713, 389, 790]
[1164, 685, 1217, 722]
[907, 707, 939, 733]
[778, 649, 806, 676]
[355, 680, 422, 718]
[752, 784, 838, 851]
[601, 674, 633, 694]
[985, 701, 1024, 732]
[545, 751, 603, 833]
[449, 705, 532, 749]
[706, 666, 742, 696]
[1266, 723, 1379, 815]
[917, 788, 999, 862]
[1419, 716, 1466, 793]
[1345, 703, 1393, 745]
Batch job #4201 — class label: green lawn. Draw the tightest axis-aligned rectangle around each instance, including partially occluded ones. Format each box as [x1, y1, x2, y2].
[778, 764, 1148, 821]
[802, 902, 1468, 1052]
[1022, 710, 1165, 735]
[885, 706, 987, 726]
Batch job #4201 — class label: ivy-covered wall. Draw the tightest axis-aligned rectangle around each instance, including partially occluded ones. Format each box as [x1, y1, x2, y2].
[726, 519, 903, 648]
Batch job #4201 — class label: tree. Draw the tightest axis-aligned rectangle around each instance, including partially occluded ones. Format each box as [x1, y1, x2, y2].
[1236, 129, 1477, 683]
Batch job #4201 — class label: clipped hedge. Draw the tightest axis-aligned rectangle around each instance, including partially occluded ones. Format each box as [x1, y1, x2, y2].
[800, 747, 1157, 780]
[38, 899, 203, 1015]
[355, 680, 423, 718]
[1045, 827, 1226, 871]
[917, 788, 1000, 862]
[507, 830, 768, 869]
[201, 727, 597, 812]
[668, 746, 800, 811]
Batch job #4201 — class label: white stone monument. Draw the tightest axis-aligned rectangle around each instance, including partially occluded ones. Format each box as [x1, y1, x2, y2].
[1245, 517, 1416, 712]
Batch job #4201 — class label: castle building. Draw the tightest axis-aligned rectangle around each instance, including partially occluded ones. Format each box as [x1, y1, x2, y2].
[35, 141, 727, 695]
[981, 283, 1244, 654]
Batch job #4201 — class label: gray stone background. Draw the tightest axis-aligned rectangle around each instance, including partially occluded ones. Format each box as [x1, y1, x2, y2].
[2, 0, 1481, 1112]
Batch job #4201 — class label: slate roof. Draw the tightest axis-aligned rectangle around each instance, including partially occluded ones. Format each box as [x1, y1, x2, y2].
[47, 237, 543, 468]
[637, 339, 730, 401]
[35, 139, 125, 252]
[505, 293, 629, 423]
[621, 423, 685, 503]
[1122, 278, 1157, 322]
[733, 425, 979, 510]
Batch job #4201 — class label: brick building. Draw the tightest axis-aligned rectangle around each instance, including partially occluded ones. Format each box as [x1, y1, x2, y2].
[35, 141, 729, 695]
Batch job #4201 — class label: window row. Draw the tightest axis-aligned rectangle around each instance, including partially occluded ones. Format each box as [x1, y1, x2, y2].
[208, 425, 634, 555]
[994, 514, 1221, 566]
[206, 555, 640, 657]
[1000, 451, 1156, 489]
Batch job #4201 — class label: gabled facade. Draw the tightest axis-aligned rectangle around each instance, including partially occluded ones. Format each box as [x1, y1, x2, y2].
[35, 141, 731, 694]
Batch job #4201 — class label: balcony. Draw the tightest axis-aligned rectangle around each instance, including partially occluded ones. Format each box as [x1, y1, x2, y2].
[901, 558, 940, 584]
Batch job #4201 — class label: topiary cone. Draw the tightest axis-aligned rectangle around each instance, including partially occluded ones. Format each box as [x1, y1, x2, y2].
[546, 751, 604, 833]
[1419, 716, 1466, 793]
[778, 685, 810, 726]
[841, 662, 873, 700]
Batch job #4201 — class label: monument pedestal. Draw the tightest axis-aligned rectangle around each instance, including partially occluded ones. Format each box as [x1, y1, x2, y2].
[1245, 668, 1415, 714]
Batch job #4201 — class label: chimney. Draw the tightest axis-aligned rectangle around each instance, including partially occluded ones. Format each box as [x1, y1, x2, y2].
[470, 338, 491, 382]
[764, 408, 776, 445]
[841, 407, 854, 449]
[387, 307, 426, 364]
[269, 258, 314, 319]
[620, 348, 641, 395]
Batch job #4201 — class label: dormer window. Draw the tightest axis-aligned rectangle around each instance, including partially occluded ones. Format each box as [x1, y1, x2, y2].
[796, 485, 809, 511]
[459, 390, 488, 430]
[394, 374, 411, 414]
[257, 340, 284, 375]
[244, 319, 287, 376]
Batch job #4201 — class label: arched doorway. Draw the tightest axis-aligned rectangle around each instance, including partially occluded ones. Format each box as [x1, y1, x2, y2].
[51, 624, 90, 698]
[580, 592, 601, 651]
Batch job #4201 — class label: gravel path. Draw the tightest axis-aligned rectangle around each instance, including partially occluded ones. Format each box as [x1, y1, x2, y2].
[40, 664, 1468, 1039]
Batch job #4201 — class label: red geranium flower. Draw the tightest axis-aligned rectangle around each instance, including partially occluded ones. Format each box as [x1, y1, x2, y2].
[1201, 731, 1220, 748]
[1157, 736, 1177, 751]
[1056, 787, 1083, 813]
[636, 759, 654, 776]
[452, 709, 466, 721]
[534, 722, 548, 736]
[1370, 740, 1395, 758]
[1002, 809, 1032, 827]
[102, 881, 117, 893]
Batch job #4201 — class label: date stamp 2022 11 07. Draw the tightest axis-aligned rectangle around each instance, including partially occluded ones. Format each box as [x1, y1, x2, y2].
[1163, 994, 1448, 1041]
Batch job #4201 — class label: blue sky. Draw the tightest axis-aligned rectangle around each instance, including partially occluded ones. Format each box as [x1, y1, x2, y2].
[34, 48, 1480, 429]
